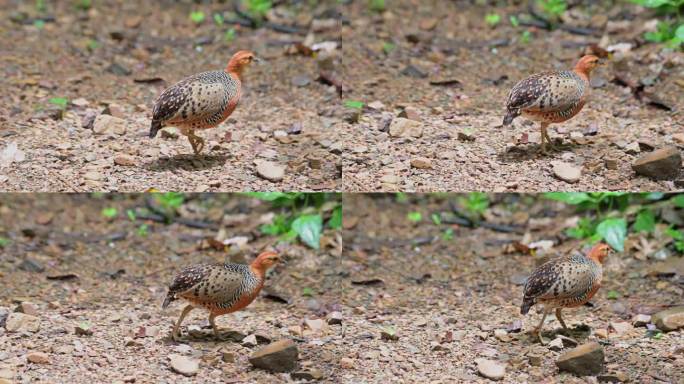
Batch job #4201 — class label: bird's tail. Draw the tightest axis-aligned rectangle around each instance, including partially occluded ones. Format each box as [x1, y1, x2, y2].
[149, 119, 162, 138]
[162, 292, 175, 309]
[520, 297, 535, 315]
[503, 109, 519, 126]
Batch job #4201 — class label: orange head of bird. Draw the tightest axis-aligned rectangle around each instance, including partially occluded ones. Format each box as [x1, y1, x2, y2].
[226, 50, 260, 78]
[574, 55, 604, 75]
[587, 243, 611, 264]
[251, 251, 280, 273]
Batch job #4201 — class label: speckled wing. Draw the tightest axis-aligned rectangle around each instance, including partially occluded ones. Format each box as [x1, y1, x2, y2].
[506, 71, 584, 113]
[177, 264, 246, 304]
[524, 254, 593, 301]
[153, 71, 238, 126]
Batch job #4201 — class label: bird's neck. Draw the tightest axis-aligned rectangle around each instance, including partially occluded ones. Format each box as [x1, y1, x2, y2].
[572, 67, 591, 82]
[249, 264, 267, 280]
[226, 63, 244, 81]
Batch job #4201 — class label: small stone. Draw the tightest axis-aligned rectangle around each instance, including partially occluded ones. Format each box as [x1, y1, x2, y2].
[380, 174, 400, 185]
[652, 306, 684, 331]
[389, 118, 423, 138]
[221, 350, 235, 363]
[242, 334, 258, 347]
[5, 312, 40, 333]
[608, 321, 632, 336]
[93, 114, 127, 135]
[457, 131, 475, 142]
[339, 357, 354, 369]
[493, 329, 509, 342]
[476, 359, 506, 381]
[248, 339, 298, 373]
[169, 354, 199, 376]
[397, 106, 420, 121]
[17, 302, 38, 316]
[71, 98, 89, 107]
[104, 103, 125, 119]
[114, 155, 136, 167]
[291, 368, 324, 381]
[595, 328, 608, 339]
[75, 323, 93, 336]
[548, 337, 565, 351]
[624, 141, 640, 154]
[327, 311, 343, 325]
[380, 329, 399, 341]
[552, 162, 581, 183]
[0, 307, 9, 328]
[632, 146, 682, 180]
[304, 318, 327, 334]
[673, 133, 684, 145]
[19, 258, 44, 273]
[528, 354, 542, 367]
[410, 157, 432, 169]
[256, 161, 285, 182]
[291, 75, 311, 87]
[26, 351, 49, 364]
[555, 342, 604, 376]
[598, 371, 629, 383]
[632, 314, 651, 327]
[84, 171, 104, 181]
[604, 158, 618, 170]
[367, 100, 385, 110]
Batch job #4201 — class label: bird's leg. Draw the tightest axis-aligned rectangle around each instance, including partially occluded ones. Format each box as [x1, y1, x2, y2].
[172, 305, 194, 341]
[540, 122, 556, 153]
[186, 130, 204, 154]
[533, 309, 550, 344]
[556, 308, 568, 329]
[208, 313, 220, 338]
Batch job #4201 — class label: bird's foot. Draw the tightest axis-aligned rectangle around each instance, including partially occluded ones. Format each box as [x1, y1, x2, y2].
[171, 330, 182, 342]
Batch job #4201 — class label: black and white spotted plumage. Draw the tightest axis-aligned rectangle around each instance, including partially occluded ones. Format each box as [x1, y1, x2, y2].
[504, 71, 587, 126]
[162, 263, 261, 311]
[521, 251, 602, 315]
[149, 71, 240, 138]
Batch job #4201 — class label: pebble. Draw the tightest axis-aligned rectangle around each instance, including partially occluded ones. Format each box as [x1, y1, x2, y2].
[17, 302, 38, 316]
[291, 368, 325, 381]
[114, 155, 136, 167]
[604, 158, 618, 170]
[624, 141, 640, 154]
[652, 306, 684, 331]
[632, 314, 651, 327]
[552, 161, 581, 183]
[84, 171, 104, 181]
[26, 351, 49, 364]
[632, 146, 682, 180]
[168, 354, 199, 376]
[410, 157, 432, 169]
[304, 318, 327, 334]
[256, 161, 285, 182]
[398, 106, 420, 121]
[493, 329, 509, 342]
[476, 358, 505, 381]
[555, 342, 604, 376]
[327, 311, 343, 325]
[248, 339, 298, 372]
[93, 114, 127, 135]
[339, 357, 355, 369]
[389, 118, 423, 138]
[548, 337, 565, 351]
[242, 334, 258, 347]
[4, 312, 40, 333]
[673, 133, 684, 145]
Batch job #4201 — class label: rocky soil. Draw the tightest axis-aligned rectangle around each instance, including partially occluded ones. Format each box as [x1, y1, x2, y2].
[0, 1, 342, 192]
[338, 194, 683, 383]
[341, 1, 684, 192]
[0, 194, 343, 383]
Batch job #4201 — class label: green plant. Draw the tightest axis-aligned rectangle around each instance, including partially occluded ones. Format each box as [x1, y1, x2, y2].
[190, 11, 205, 24]
[224, 28, 236, 42]
[442, 228, 454, 241]
[485, 13, 501, 27]
[243, 0, 272, 19]
[344, 100, 364, 109]
[302, 287, 315, 297]
[0, 237, 10, 248]
[458, 193, 489, 220]
[74, 0, 91, 10]
[245, 193, 341, 250]
[101, 207, 118, 219]
[407, 212, 422, 223]
[630, 0, 684, 48]
[213, 13, 224, 25]
[35, 0, 46, 12]
[369, 0, 385, 12]
[520, 30, 532, 43]
[666, 227, 684, 253]
[509, 15, 520, 27]
[382, 42, 396, 54]
[137, 224, 149, 237]
[49, 97, 68, 110]
[537, 0, 567, 18]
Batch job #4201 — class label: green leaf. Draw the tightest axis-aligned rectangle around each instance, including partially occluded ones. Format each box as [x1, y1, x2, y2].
[545, 192, 591, 205]
[672, 194, 684, 208]
[382, 42, 396, 54]
[676, 25, 684, 40]
[344, 100, 364, 109]
[328, 206, 342, 229]
[292, 214, 322, 249]
[137, 224, 149, 237]
[596, 218, 627, 252]
[244, 192, 289, 201]
[101, 207, 118, 219]
[606, 290, 620, 300]
[0, 237, 10, 247]
[49, 97, 68, 110]
[442, 228, 454, 241]
[520, 30, 532, 43]
[485, 13, 501, 27]
[213, 13, 224, 25]
[126, 209, 136, 221]
[633, 209, 655, 233]
[34, 19, 45, 29]
[190, 11, 205, 24]
[431, 213, 442, 225]
[369, 0, 385, 12]
[243, 0, 272, 17]
[407, 212, 422, 223]
[224, 28, 236, 42]
[509, 15, 519, 27]
[302, 287, 314, 297]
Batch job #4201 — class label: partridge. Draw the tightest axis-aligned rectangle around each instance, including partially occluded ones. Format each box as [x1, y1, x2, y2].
[521, 243, 610, 344]
[162, 251, 280, 340]
[149, 50, 259, 154]
[503, 55, 604, 154]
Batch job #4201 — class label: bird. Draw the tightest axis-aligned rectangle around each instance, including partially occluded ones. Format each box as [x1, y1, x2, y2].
[162, 251, 280, 341]
[503, 55, 604, 154]
[149, 50, 260, 154]
[520, 243, 610, 344]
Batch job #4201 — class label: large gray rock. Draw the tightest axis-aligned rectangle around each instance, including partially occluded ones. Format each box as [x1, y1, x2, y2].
[632, 146, 681, 180]
[249, 339, 298, 372]
[555, 342, 604, 376]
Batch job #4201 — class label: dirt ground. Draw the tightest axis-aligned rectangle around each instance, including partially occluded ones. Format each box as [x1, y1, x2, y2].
[341, 1, 684, 192]
[338, 194, 683, 383]
[0, 1, 342, 192]
[0, 194, 343, 383]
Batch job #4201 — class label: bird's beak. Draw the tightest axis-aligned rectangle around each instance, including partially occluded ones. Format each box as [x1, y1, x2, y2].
[597, 59, 608, 67]
[252, 56, 263, 64]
